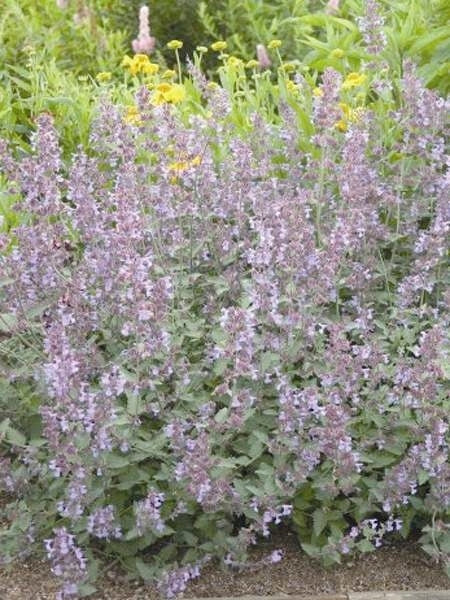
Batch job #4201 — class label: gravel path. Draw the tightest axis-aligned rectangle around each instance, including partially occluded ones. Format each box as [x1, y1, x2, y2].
[0, 531, 448, 600]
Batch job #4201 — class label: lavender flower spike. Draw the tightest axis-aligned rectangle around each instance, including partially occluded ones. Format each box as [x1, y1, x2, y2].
[45, 528, 87, 599]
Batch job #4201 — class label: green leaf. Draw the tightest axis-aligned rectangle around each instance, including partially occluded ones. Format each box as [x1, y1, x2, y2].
[312, 508, 327, 537]
[301, 542, 320, 558]
[127, 393, 143, 416]
[78, 583, 97, 597]
[6, 426, 26, 447]
[0, 313, 17, 333]
[357, 538, 375, 553]
[214, 407, 228, 423]
[135, 558, 155, 581]
[105, 453, 133, 469]
[417, 469, 429, 485]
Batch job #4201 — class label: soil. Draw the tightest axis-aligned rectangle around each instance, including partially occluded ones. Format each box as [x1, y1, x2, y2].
[0, 530, 448, 600]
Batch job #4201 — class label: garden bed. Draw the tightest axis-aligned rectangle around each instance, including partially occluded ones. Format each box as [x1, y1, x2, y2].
[1, 531, 448, 600]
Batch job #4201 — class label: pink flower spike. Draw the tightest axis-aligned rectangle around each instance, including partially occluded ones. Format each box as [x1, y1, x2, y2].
[326, 0, 340, 14]
[132, 5, 156, 55]
[256, 44, 271, 69]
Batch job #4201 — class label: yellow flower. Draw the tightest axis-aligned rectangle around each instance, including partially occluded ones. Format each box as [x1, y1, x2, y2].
[245, 59, 259, 69]
[167, 40, 183, 50]
[335, 120, 347, 132]
[196, 46, 208, 53]
[211, 41, 227, 52]
[227, 56, 243, 68]
[96, 71, 112, 82]
[152, 83, 172, 106]
[330, 48, 345, 59]
[152, 83, 186, 105]
[168, 154, 202, 183]
[121, 55, 133, 68]
[165, 84, 186, 103]
[335, 102, 365, 131]
[143, 62, 159, 75]
[206, 81, 219, 90]
[122, 54, 159, 76]
[281, 62, 295, 73]
[268, 39, 282, 49]
[285, 79, 299, 95]
[339, 102, 351, 118]
[312, 87, 324, 97]
[156, 83, 172, 93]
[162, 69, 177, 79]
[124, 105, 142, 126]
[169, 160, 190, 172]
[342, 72, 367, 89]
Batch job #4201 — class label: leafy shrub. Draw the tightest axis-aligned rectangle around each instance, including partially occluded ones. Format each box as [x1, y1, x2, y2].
[1, 42, 449, 598]
[0, 0, 126, 74]
[198, 0, 449, 93]
[0, 0, 127, 144]
[100, 0, 202, 66]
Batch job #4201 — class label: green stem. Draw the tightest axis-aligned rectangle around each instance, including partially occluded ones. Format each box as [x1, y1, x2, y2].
[175, 49, 182, 84]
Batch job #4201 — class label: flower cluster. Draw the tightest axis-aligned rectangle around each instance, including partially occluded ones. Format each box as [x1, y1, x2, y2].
[122, 53, 159, 76]
[0, 55, 448, 598]
[135, 490, 166, 535]
[44, 528, 87, 600]
[87, 505, 122, 540]
[132, 5, 156, 55]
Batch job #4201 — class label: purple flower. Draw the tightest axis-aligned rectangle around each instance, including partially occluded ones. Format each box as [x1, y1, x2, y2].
[157, 563, 203, 599]
[135, 490, 166, 535]
[87, 506, 122, 540]
[44, 528, 87, 599]
[269, 549, 284, 563]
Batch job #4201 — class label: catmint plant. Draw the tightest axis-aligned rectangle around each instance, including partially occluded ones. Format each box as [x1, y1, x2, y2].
[0, 52, 448, 598]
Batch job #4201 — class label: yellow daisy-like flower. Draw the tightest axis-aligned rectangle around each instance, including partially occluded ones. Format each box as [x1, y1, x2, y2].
[164, 83, 186, 103]
[124, 105, 142, 126]
[152, 83, 186, 106]
[169, 160, 190, 172]
[268, 39, 282, 49]
[122, 54, 159, 77]
[96, 71, 112, 82]
[167, 40, 183, 50]
[335, 102, 365, 131]
[152, 83, 172, 105]
[168, 154, 202, 184]
[142, 62, 159, 75]
[335, 120, 348, 132]
[342, 72, 367, 89]
[211, 41, 227, 52]
[169, 154, 202, 172]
